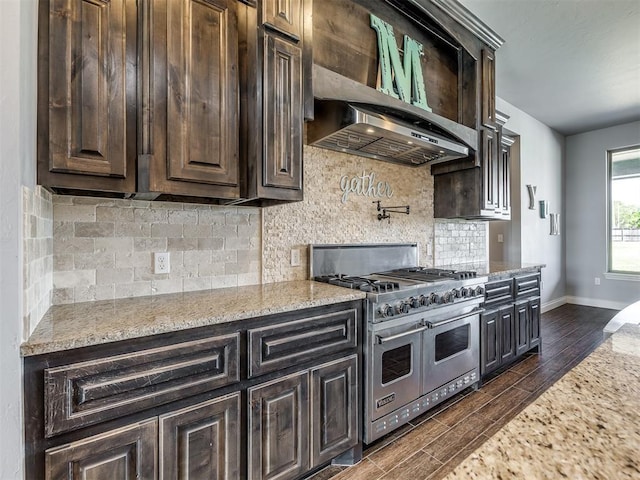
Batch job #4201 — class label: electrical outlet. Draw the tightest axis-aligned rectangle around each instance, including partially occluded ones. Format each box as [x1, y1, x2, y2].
[290, 248, 301, 267]
[154, 252, 170, 274]
[594, 277, 600, 285]
[497, 234, 504, 243]
[426, 240, 433, 256]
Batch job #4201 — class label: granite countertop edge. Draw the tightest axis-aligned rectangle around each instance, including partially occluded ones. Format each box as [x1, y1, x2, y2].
[21, 281, 366, 357]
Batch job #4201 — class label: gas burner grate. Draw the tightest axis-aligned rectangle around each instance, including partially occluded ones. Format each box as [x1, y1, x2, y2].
[314, 275, 400, 293]
[379, 267, 477, 281]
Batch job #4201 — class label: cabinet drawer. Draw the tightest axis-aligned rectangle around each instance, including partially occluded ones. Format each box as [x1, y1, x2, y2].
[483, 279, 513, 309]
[248, 309, 358, 377]
[44, 334, 239, 437]
[515, 273, 540, 299]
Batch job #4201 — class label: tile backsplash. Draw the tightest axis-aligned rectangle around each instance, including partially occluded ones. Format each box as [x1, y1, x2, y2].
[434, 219, 487, 266]
[23, 186, 53, 335]
[51, 196, 261, 304]
[26, 147, 487, 316]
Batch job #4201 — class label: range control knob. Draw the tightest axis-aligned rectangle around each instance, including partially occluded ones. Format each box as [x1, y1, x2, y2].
[379, 304, 394, 317]
[396, 302, 410, 314]
[409, 297, 421, 308]
[453, 288, 463, 298]
[419, 294, 429, 306]
[474, 286, 485, 297]
[442, 291, 453, 303]
[462, 287, 473, 297]
[429, 292, 439, 305]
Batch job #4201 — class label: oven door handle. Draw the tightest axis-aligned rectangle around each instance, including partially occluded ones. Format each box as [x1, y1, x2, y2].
[425, 308, 485, 329]
[376, 325, 430, 344]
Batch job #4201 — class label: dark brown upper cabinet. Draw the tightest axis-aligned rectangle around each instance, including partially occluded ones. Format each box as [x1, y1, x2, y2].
[38, 0, 240, 201]
[142, 0, 240, 200]
[37, 0, 137, 194]
[481, 48, 497, 130]
[238, 0, 310, 205]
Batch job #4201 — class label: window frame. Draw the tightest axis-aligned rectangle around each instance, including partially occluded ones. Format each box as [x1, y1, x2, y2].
[605, 144, 640, 280]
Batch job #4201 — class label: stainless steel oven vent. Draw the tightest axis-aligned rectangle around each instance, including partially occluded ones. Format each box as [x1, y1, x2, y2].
[307, 101, 469, 166]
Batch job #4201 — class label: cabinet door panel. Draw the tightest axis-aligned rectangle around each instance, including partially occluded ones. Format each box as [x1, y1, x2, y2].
[481, 310, 500, 375]
[160, 393, 240, 480]
[529, 297, 541, 349]
[42, 0, 136, 191]
[45, 419, 157, 480]
[310, 355, 358, 467]
[248, 372, 309, 480]
[481, 48, 496, 129]
[499, 138, 511, 217]
[499, 305, 516, 364]
[482, 128, 498, 212]
[515, 300, 529, 357]
[262, 0, 303, 39]
[165, 0, 238, 187]
[263, 34, 303, 191]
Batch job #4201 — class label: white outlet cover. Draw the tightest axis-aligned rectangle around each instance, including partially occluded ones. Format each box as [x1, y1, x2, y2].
[290, 249, 301, 267]
[154, 252, 170, 274]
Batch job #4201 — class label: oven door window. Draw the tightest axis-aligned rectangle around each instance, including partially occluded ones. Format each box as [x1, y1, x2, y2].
[381, 344, 413, 384]
[435, 324, 470, 362]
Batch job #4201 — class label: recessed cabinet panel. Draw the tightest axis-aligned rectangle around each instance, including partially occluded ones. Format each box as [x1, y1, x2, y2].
[481, 48, 496, 129]
[165, 0, 238, 187]
[310, 355, 358, 467]
[529, 297, 541, 349]
[481, 309, 499, 375]
[499, 305, 516, 364]
[159, 393, 240, 480]
[45, 419, 158, 480]
[482, 128, 498, 212]
[263, 34, 303, 191]
[262, 0, 303, 39]
[248, 372, 310, 480]
[515, 300, 530, 357]
[41, 0, 136, 192]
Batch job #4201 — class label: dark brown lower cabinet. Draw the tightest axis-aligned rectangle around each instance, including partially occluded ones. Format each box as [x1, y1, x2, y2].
[26, 301, 362, 480]
[159, 393, 241, 480]
[44, 393, 241, 480]
[248, 355, 358, 480]
[44, 419, 158, 480]
[481, 305, 515, 376]
[481, 272, 542, 378]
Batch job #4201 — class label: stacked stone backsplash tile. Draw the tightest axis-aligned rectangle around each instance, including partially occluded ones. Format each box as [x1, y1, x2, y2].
[23, 186, 53, 335]
[52, 196, 261, 304]
[434, 219, 487, 266]
[262, 146, 435, 283]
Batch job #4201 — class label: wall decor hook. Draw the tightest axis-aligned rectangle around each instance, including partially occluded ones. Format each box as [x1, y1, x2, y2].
[374, 201, 410, 223]
[526, 185, 537, 209]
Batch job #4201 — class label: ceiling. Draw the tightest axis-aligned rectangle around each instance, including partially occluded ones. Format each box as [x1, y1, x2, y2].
[458, 0, 640, 136]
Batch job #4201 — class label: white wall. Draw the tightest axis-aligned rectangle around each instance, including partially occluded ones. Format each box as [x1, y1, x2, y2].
[565, 121, 640, 309]
[0, 1, 36, 478]
[496, 97, 566, 309]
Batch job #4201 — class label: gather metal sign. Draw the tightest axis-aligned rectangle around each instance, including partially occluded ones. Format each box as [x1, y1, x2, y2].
[340, 171, 394, 204]
[370, 13, 432, 112]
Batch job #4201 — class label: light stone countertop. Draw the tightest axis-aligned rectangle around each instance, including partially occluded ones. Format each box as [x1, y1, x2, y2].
[437, 261, 545, 279]
[21, 281, 366, 357]
[444, 323, 640, 479]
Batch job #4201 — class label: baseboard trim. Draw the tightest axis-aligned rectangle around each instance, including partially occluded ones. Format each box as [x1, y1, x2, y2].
[541, 296, 568, 313]
[565, 296, 626, 311]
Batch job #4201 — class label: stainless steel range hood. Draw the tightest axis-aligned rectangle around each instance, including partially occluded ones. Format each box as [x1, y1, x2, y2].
[307, 101, 470, 167]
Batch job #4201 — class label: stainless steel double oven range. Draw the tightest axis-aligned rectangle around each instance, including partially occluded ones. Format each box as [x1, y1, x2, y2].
[311, 244, 487, 444]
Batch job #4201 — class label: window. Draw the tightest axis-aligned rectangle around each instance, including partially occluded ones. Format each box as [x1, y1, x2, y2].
[608, 146, 640, 275]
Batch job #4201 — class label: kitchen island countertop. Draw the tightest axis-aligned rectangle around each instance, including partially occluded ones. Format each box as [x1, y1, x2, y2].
[21, 281, 366, 357]
[437, 261, 545, 279]
[444, 322, 640, 479]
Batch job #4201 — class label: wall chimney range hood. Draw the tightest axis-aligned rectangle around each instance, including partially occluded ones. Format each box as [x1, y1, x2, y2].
[307, 101, 470, 167]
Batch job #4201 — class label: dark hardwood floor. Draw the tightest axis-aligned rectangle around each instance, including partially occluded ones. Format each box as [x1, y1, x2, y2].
[309, 304, 618, 480]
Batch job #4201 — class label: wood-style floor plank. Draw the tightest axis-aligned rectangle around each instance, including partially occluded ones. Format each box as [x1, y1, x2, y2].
[311, 304, 617, 480]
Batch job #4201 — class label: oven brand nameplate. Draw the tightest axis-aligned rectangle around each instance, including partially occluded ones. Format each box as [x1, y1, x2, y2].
[376, 393, 396, 408]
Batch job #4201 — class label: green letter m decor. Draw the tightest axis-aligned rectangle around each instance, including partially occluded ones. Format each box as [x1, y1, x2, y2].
[370, 14, 432, 112]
